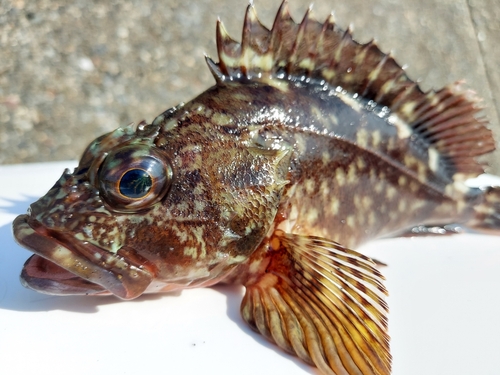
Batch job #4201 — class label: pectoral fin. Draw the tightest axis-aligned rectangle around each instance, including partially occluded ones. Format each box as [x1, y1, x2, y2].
[241, 230, 391, 375]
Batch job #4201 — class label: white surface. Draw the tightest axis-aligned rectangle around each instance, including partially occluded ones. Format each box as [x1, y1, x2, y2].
[1, 161, 500, 375]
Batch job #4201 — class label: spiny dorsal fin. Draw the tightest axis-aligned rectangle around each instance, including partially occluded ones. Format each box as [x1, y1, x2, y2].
[207, 0, 495, 178]
[241, 231, 391, 375]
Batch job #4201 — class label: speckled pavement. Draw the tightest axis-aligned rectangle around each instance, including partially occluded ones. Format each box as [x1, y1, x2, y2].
[1, 0, 499, 172]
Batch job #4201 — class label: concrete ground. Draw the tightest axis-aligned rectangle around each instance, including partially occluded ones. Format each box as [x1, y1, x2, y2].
[1, 0, 499, 172]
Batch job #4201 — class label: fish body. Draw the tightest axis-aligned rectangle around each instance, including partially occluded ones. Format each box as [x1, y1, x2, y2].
[12, 2, 499, 375]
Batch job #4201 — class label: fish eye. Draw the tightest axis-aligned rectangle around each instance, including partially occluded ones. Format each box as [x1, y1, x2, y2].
[119, 169, 153, 199]
[98, 146, 173, 211]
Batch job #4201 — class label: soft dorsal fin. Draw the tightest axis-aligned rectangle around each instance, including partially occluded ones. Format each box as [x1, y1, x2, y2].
[206, 1, 495, 178]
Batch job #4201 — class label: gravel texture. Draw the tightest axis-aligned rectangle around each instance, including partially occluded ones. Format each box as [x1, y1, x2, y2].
[1, 0, 499, 172]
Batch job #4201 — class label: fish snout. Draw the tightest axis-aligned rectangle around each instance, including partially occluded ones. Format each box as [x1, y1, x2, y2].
[13, 214, 154, 300]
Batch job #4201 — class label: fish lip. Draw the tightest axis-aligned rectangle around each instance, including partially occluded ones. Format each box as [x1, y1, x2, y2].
[20, 254, 109, 296]
[13, 214, 153, 300]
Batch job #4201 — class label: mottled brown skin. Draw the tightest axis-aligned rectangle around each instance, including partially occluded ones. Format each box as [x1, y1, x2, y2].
[161, 81, 481, 248]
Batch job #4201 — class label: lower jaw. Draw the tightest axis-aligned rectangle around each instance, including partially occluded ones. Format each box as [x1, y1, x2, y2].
[13, 214, 153, 299]
[21, 253, 109, 296]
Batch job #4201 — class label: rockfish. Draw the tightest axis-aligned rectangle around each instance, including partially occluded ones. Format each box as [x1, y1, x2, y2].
[12, 2, 499, 375]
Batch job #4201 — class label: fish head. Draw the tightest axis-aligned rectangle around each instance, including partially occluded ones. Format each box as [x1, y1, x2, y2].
[13, 113, 291, 300]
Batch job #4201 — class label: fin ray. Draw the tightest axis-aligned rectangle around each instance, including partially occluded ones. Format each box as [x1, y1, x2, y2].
[299, 251, 389, 330]
[290, 258, 391, 366]
[241, 231, 391, 375]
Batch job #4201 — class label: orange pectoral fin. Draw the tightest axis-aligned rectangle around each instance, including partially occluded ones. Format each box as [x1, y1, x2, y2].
[241, 231, 391, 375]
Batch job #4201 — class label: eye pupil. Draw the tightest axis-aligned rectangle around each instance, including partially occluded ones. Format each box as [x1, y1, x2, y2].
[119, 169, 153, 198]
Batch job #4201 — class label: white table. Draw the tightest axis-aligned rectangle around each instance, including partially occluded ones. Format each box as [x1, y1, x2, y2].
[1, 161, 499, 375]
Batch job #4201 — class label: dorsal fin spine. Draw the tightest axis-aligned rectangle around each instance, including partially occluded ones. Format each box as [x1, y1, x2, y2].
[216, 19, 232, 76]
[205, 55, 225, 83]
[271, 1, 296, 72]
[289, 7, 310, 74]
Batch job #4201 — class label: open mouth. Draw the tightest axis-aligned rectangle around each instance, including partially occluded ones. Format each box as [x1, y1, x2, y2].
[21, 253, 108, 296]
[13, 215, 153, 300]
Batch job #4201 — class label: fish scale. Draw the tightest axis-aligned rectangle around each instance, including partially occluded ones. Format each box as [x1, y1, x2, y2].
[11, 2, 500, 375]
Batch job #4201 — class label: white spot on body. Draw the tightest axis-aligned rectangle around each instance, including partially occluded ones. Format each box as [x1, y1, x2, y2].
[193, 184, 205, 196]
[409, 181, 420, 192]
[191, 226, 207, 258]
[306, 208, 319, 224]
[356, 157, 366, 170]
[372, 130, 381, 147]
[194, 200, 206, 213]
[322, 151, 331, 165]
[330, 198, 340, 215]
[362, 196, 373, 209]
[211, 112, 233, 126]
[176, 201, 189, 212]
[171, 224, 188, 243]
[336, 168, 346, 186]
[386, 137, 397, 151]
[445, 180, 472, 199]
[338, 92, 362, 113]
[356, 128, 369, 148]
[386, 185, 397, 200]
[388, 114, 412, 139]
[346, 215, 355, 228]
[417, 163, 427, 181]
[305, 179, 316, 194]
[347, 164, 357, 184]
[404, 155, 417, 169]
[184, 247, 198, 259]
[410, 200, 426, 211]
[428, 148, 440, 173]
[320, 180, 330, 198]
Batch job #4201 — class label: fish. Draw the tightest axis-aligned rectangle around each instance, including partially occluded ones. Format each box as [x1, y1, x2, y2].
[11, 1, 500, 374]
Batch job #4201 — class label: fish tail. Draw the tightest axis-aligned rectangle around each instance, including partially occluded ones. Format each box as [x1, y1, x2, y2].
[469, 186, 500, 234]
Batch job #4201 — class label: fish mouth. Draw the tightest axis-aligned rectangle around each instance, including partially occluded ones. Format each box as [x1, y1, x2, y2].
[13, 214, 153, 300]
